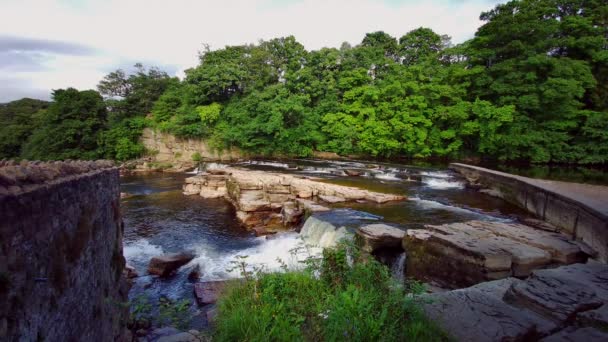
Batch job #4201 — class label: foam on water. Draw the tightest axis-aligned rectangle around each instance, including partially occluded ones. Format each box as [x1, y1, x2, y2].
[374, 172, 401, 181]
[422, 177, 465, 189]
[420, 171, 452, 179]
[123, 239, 164, 264]
[189, 233, 316, 281]
[203, 162, 228, 170]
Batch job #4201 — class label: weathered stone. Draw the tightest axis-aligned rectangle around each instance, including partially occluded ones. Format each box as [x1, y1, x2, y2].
[188, 265, 201, 282]
[207, 168, 229, 175]
[125, 264, 138, 278]
[504, 263, 608, 324]
[356, 224, 405, 253]
[148, 252, 195, 277]
[406, 220, 585, 287]
[450, 163, 608, 262]
[423, 278, 558, 342]
[199, 188, 225, 199]
[281, 201, 303, 226]
[319, 195, 347, 203]
[460, 221, 583, 264]
[344, 169, 362, 176]
[184, 167, 404, 230]
[194, 281, 228, 305]
[0, 162, 127, 341]
[252, 226, 277, 237]
[577, 304, 608, 329]
[296, 198, 330, 212]
[540, 327, 608, 341]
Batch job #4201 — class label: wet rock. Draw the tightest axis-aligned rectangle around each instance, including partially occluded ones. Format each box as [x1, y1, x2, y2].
[344, 169, 362, 176]
[194, 281, 228, 305]
[148, 252, 195, 277]
[540, 327, 608, 341]
[252, 226, 277, 237]
[577, 304, 608, 329]
[184, 167, 404, 228]
[281, 201, 303, 226]
[187, 265, 201, 282]
[125, 264, 138, 278]
[356, 224, 405, 253]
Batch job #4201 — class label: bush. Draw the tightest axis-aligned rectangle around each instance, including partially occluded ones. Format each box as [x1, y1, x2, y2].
[214, 243, 448, 341]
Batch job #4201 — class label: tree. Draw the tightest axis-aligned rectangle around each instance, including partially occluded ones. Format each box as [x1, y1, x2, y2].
[0, 98, 49, 159]
[21, 88, 108, 160]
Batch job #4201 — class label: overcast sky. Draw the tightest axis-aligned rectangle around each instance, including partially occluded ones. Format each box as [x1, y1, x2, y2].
[0, 0, 504, 102]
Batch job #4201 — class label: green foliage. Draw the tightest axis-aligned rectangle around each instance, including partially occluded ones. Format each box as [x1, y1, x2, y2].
[214, 243, 448, 341]
[2, 0, 606, 164]
[0, 98, 49, 159]
[191, 152, 202, 162]
[128, 295, 192, 331]
[21, 88, 107, 160]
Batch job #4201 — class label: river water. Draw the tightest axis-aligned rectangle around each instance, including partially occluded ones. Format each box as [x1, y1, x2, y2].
[119, 158, 578, 325]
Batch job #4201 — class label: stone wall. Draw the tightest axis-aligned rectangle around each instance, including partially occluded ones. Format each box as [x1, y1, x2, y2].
[141, 128, 243, 162]
[450, 163, 608, 263]
[0, 161, 129, 341]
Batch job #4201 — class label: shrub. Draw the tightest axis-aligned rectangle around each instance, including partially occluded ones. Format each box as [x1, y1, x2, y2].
[214, 242, 448, 341]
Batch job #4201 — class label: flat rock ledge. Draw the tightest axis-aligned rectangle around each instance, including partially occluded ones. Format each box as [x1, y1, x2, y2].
[183, 167, 404, 228]
[404, 220, 587, 288]
[356, 224, 406, 253]
[423, 262, 608, 342]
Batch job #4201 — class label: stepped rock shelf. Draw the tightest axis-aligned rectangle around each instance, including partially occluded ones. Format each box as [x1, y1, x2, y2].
[405, 220, 589, 288]
[183, 167, 405, 228]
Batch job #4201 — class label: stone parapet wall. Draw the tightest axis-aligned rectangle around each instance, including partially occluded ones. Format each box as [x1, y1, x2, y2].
[0, 161, 128, 341]
[450, 163, 608, 263]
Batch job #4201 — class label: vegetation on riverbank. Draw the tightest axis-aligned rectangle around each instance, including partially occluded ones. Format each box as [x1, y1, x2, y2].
[213, 244, 448, 341]
[1, 0, 606, 164]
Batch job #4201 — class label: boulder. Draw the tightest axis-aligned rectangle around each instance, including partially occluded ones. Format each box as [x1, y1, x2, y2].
[577, 304, 608, 330]
[148, 252, 195, 277]
[207, 168, 229, 175]
[344, 169, 362, 176]
[194, 281, 228, 306]
[356, 224, 406, 253]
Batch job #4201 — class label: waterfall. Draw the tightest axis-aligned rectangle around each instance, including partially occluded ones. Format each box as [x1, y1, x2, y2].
[391, 252, 407, 283]
[299, 216, 351, 248]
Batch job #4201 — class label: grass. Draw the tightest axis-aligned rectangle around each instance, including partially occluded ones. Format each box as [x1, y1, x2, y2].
[213, 243, 449, 341]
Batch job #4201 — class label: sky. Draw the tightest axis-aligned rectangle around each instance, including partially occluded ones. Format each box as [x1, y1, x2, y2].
[0, 0, 505, 102]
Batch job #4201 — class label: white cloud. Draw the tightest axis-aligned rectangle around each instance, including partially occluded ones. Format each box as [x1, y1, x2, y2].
[0, 0, 504, 102]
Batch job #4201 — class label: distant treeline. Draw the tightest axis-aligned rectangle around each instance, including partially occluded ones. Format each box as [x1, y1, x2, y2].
[2, 0, 606, 164]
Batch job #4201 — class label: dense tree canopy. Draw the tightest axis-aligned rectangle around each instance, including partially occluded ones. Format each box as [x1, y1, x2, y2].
[2, 0, 606, 164]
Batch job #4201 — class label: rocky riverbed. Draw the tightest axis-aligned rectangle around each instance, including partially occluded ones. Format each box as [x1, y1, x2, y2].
[120, 159, 607, 341]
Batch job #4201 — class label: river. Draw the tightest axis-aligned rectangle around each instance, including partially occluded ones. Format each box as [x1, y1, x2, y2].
[119, 159, 604, 327]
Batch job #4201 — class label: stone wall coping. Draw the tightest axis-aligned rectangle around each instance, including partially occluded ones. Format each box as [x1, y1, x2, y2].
[0, 160, 116, 196]
[450, 163, 608, 219]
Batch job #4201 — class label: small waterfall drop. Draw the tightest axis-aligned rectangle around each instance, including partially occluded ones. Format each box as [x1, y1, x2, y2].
[299, 216, 351, 248]
[391, 252, 407, 283]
